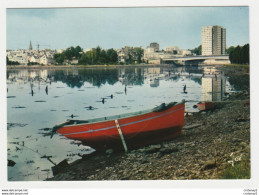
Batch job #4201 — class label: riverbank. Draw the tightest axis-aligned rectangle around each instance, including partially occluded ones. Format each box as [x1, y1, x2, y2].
[47, 95, 250, 180]
[47, 97, 250, 180]
[45, 65, 250, 181]
[6, 64, 162, 70]
[6, 63, 249, 70]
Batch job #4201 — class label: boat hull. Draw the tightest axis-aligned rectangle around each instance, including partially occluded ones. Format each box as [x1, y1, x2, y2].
[57, 102, 185, 151]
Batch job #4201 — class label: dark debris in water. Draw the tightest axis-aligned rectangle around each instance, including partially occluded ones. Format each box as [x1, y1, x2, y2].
[67, 153, 80, 157]
[35, 100, 47, 102]
[84, 106, 96, 110]
[41, 169, 51, 172]
[8, 159, 16, 167]
[7, 123, 28, 130]
[68, 114, 78, 118]
[12, 106, 26, 109]
[38, 132, 52, 137]
[39, 127, 52, 131]
[41, 155, 53, 159]
[25, 160, 35, 164]
[7, 96, 16, 98]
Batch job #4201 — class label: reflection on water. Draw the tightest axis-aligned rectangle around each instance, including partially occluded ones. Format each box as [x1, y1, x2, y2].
[201, 67, 228, 102]
[7, 65, 233, 181]
[202, 76, 226, 102]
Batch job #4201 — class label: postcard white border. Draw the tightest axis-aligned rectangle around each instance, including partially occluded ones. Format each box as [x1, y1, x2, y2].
[1, 0, 259, 193]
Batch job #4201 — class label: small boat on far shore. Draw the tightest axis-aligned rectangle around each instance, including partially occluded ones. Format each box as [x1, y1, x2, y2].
[197, 101, 215, 111]
[51, 100, 185, 151]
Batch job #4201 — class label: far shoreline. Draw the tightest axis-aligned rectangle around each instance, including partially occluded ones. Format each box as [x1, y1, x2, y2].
[6, 63, 247, 70]
[6, 64, 164, 70]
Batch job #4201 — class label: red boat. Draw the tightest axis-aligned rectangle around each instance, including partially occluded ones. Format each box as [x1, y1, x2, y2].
[52, 101, 185, 151]
[197, 101, 215, 111]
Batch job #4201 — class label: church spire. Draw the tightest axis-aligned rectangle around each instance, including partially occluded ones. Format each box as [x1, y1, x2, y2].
[29, 40, 33, 50]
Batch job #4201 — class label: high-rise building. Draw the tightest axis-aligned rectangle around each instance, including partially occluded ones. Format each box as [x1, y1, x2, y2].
[202, 26, 226, 56]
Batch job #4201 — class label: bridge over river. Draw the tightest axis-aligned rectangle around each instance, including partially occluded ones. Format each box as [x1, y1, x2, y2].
[161, 55, 230, 65]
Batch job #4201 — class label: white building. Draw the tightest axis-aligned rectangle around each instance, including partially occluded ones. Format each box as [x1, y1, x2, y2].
[40, 54, 54, 65]
[165, 46, 180, 54]
[143, 42, 192, 63]
[202, 25, 226, 56]
[7, 50, 28, 64]
[7, 48, 55, 65]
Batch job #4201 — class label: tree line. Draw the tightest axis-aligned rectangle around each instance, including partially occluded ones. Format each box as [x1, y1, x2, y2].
[54, 46, 83, 65]
[79, 46, 118, 65]
[53, 45, 145, 65]
[54, 46, 119, 65]
[227, 44, 249, 65]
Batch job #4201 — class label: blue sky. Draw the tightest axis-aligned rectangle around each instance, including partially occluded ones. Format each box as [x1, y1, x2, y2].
[6, 7, 249, 50]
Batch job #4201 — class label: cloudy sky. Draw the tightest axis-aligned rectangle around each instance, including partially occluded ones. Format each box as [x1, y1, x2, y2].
[6, 7, 249, 50]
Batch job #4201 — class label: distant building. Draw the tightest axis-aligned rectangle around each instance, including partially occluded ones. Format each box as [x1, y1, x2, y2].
[179, 49, 192, 56]
[7, 41, 55, 65]
[117, 46, 133, 63]
[7, 50, 28, 64]
[143, 42, 191, 63]
[165, 46, 180, 54]
[117, 46, 141, 63]
[149, 42, 159, 52]
[40, 54, 54, 65]
[202, 25, 226, 56]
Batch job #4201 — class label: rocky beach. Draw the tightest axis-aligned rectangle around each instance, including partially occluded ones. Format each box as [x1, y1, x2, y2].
[46, 65, 250, 181]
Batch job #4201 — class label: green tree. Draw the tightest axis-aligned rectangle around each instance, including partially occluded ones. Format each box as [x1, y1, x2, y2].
[75, 46, 83, 59]
[6, 56, 20, 65]
[226, 46, 235, 54]
[191, 45, 202, 55]
[106, 48, 118, 64]
[133, 47, 144, 63]
[229, 44, 249, 64]
[54, 53, 65, 64]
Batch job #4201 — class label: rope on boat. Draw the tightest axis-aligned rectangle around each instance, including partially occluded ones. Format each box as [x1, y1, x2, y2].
[115, 119, 128, 152]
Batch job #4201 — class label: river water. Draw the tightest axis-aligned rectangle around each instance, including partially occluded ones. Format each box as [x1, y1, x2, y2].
[7, 65, 235, 181]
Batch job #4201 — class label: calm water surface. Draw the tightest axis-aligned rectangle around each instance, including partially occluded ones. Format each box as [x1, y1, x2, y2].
[7, 65, 234, 181]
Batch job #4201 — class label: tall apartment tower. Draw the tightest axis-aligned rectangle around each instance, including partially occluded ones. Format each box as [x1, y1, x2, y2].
[202, 26, 226, 56]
